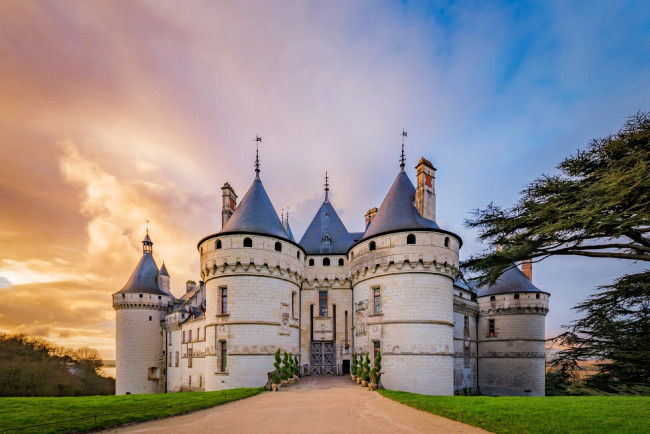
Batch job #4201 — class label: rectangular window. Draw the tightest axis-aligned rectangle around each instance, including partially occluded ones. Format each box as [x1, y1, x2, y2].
[188, 347, 193, 368]
[373, 341, 381, 359]
[168, 332, 172, 346]
[221, 287, 228, 314]
[196, 328, 200, 341]
[488, 319, 495, 337]
[373, 287, 381, 314]
[292, 292, 296, 317]
[168, 353, 172, 367]
[318, 291, 328, 317]
[189, 330, 192, 341]
[182, 331, 186, 343]
[220, 341, 227, 372]
[464, 316, 470, 338]
[175, 351, 179, 367]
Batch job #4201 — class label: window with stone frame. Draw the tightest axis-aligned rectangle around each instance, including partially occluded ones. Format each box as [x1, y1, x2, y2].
[220, 341, 227, 372]
[318, 291, 328, 317]
[175, 351, 179, 367]
[292, 292, 296, 318]
[488, 319, 495, 337]
[188, 330, 192, 341]
[168, 353, 172, 367]
[221, 287, 227, 314]
[373, 341, 381, 359]
[183, 331, 186, 343]
[464, 315, 470, 338]
[188, 347, 193, 368]
[373, 287, 381, 314]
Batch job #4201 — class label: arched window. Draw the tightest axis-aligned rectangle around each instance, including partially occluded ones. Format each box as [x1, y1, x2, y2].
[407, 234, 416, 245]
[323, 258, 330, 266]
[369, 241, 376, 251]
[243, 237, 252, 248]
[275, 242, 282, 252]
[309, 258, 314, 266]
[490, 295, 496, 301]
[514, 293, 520, 300]
[444, 237, 450, 247]
[536, 293, 540, 299]
[338, 258, 344, 266]
[216, 239, 222, 249]
[297, 251, 301, 259]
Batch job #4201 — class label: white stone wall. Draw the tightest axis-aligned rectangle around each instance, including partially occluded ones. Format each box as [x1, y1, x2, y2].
[452, 308, 478, 394]
[477, 292, 549, 396]
[113, 293, 170, 395]
[198, 234, 302, 390]
[350, 231, 459, 396]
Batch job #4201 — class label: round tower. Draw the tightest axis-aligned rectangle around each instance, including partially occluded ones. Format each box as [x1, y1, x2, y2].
[476, 264, 550, 396]
[197, 154, 304, 390]
[348, 157, 461, 395]
[112, 233, 173, 395]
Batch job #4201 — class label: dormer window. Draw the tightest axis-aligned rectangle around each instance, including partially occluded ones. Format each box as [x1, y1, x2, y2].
[322, 233, 331, 245]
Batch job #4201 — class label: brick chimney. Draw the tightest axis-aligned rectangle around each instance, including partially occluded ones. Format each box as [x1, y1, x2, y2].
[365, 207, 378, 229]
[521, 259, 532, 282]
[415, 157, 436, 221]
[221, 182, 237, 228]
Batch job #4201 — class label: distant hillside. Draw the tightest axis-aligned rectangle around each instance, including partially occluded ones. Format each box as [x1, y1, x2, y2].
[0, 333, 114, 397]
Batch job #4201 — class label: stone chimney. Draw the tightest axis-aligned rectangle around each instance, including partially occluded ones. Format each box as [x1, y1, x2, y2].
[365, 207, 378, 229]
[221, 182, 237, 228]
[521, 259, 532, 282]
[415, 157, 436, 221]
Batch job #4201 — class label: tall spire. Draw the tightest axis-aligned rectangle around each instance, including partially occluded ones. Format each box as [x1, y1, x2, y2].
[254, 135, 262, 179]
[324, 171, 330, 202]
[400, 129, 408, 171]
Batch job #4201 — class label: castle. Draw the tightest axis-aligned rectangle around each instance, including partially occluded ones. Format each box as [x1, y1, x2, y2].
[113, 151, 550, 396]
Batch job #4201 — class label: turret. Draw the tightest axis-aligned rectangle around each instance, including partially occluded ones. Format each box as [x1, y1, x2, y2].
[476, 263, 550, 396]
[113, 232, 172, 395]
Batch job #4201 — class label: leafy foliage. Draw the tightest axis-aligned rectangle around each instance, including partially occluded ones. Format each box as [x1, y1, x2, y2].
[464, 112, 650, 285]
[360, 353, 370, 382]
[550, 271, 650, 393]
[0, 333, 114, 396]
[272, 348, 282, 384]
[370, 350, 382, 384]
[351, 353, 358, 376]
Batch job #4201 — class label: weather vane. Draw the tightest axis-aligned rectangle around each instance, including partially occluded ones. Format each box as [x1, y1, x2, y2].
[324, 171, 329, 201]
[400, 129, 408, 169]
[254, 135, 262, 176]
[145, 219, 150, 234]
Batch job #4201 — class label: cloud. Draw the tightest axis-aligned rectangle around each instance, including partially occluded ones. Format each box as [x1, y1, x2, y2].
[0, 277, 11, 288]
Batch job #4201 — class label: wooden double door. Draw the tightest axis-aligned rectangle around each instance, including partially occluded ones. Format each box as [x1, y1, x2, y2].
[309, 341, 337, 375]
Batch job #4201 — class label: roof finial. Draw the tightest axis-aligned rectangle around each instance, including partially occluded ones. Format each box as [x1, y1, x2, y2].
[146, 219, 149, 235]
[286, 206, 290, 223]
[400, 129, 407, 171]
[281, 208, 285, 225]
[324, 171, 330, 202]
[254, 135, 262, 179]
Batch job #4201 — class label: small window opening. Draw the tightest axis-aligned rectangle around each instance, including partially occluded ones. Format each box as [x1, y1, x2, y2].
[220, 341, 227, 372]
[221, 287, 227, 314]
[319, 291, 328, 316]
[338, 258, 344, 266]
[200, 246, 203, 255]
[444, 237, 450, 247]
[536, 293, 540, 299]
[149, 316, 152, 321]
[488, 319, 495, 337]
[243, 237, 252, 247]
[139, 294, 143, 298]
[309, 258, 314, 266]
[275, 242, 282, 252]
[216, 239, 222, 249]
[407, 234, 416, 244]
[297, 251, 301, 259]
[490, 295, 496, 301]
[350, 252, 354, 260]
[369, 241, 376, 251]
[514, 293, 520, 299]
[323, 257, 330, 266]
[373, 287, 381, 314]
[158, 295, 161, 300]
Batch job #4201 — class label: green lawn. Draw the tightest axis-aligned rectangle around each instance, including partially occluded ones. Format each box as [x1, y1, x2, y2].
[379, 390, 650, 433]
[0, 388, 261, 433]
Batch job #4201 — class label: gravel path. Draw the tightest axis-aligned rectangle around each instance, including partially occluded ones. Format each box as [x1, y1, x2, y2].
[105, 376, 487, 433]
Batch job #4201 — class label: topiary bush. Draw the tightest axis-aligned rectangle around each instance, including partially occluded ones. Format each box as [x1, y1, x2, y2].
[273, 348, 282, 384]
[361, 353, 370, 382]
[351, 353, 358, 376]
[371, 350, 382, 384]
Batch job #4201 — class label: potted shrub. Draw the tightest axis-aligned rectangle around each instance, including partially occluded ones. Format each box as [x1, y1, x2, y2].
[369, 350, 381, 391]
[272, 349, 282, 391]
[281, 351, 290, 386]
[351, 353, 358, 381]
[356, 363, 363, 383]
[360, 353, 370, 387]
[293, 354, 300, 380]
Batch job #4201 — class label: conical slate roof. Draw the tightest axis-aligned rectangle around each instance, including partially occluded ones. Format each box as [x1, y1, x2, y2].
[159, 262, 170, 277]
[362, 170, 439, 240]
[300, 199, 356, 254]
[285, 220, 295, 242]
[219, 178, 289, 240]
[476, 266, 548, 297]
[116, 253, 166, 295]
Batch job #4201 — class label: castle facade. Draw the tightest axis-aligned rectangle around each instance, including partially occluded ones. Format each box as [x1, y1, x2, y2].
[113, 155, 550, 396]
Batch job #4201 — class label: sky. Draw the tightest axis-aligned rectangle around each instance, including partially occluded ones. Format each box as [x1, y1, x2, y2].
[0, 0, 649, 360]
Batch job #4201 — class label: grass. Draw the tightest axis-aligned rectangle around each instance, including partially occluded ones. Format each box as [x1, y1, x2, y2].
[379, 390, 650, 433]
[0, 388, 262, 433]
